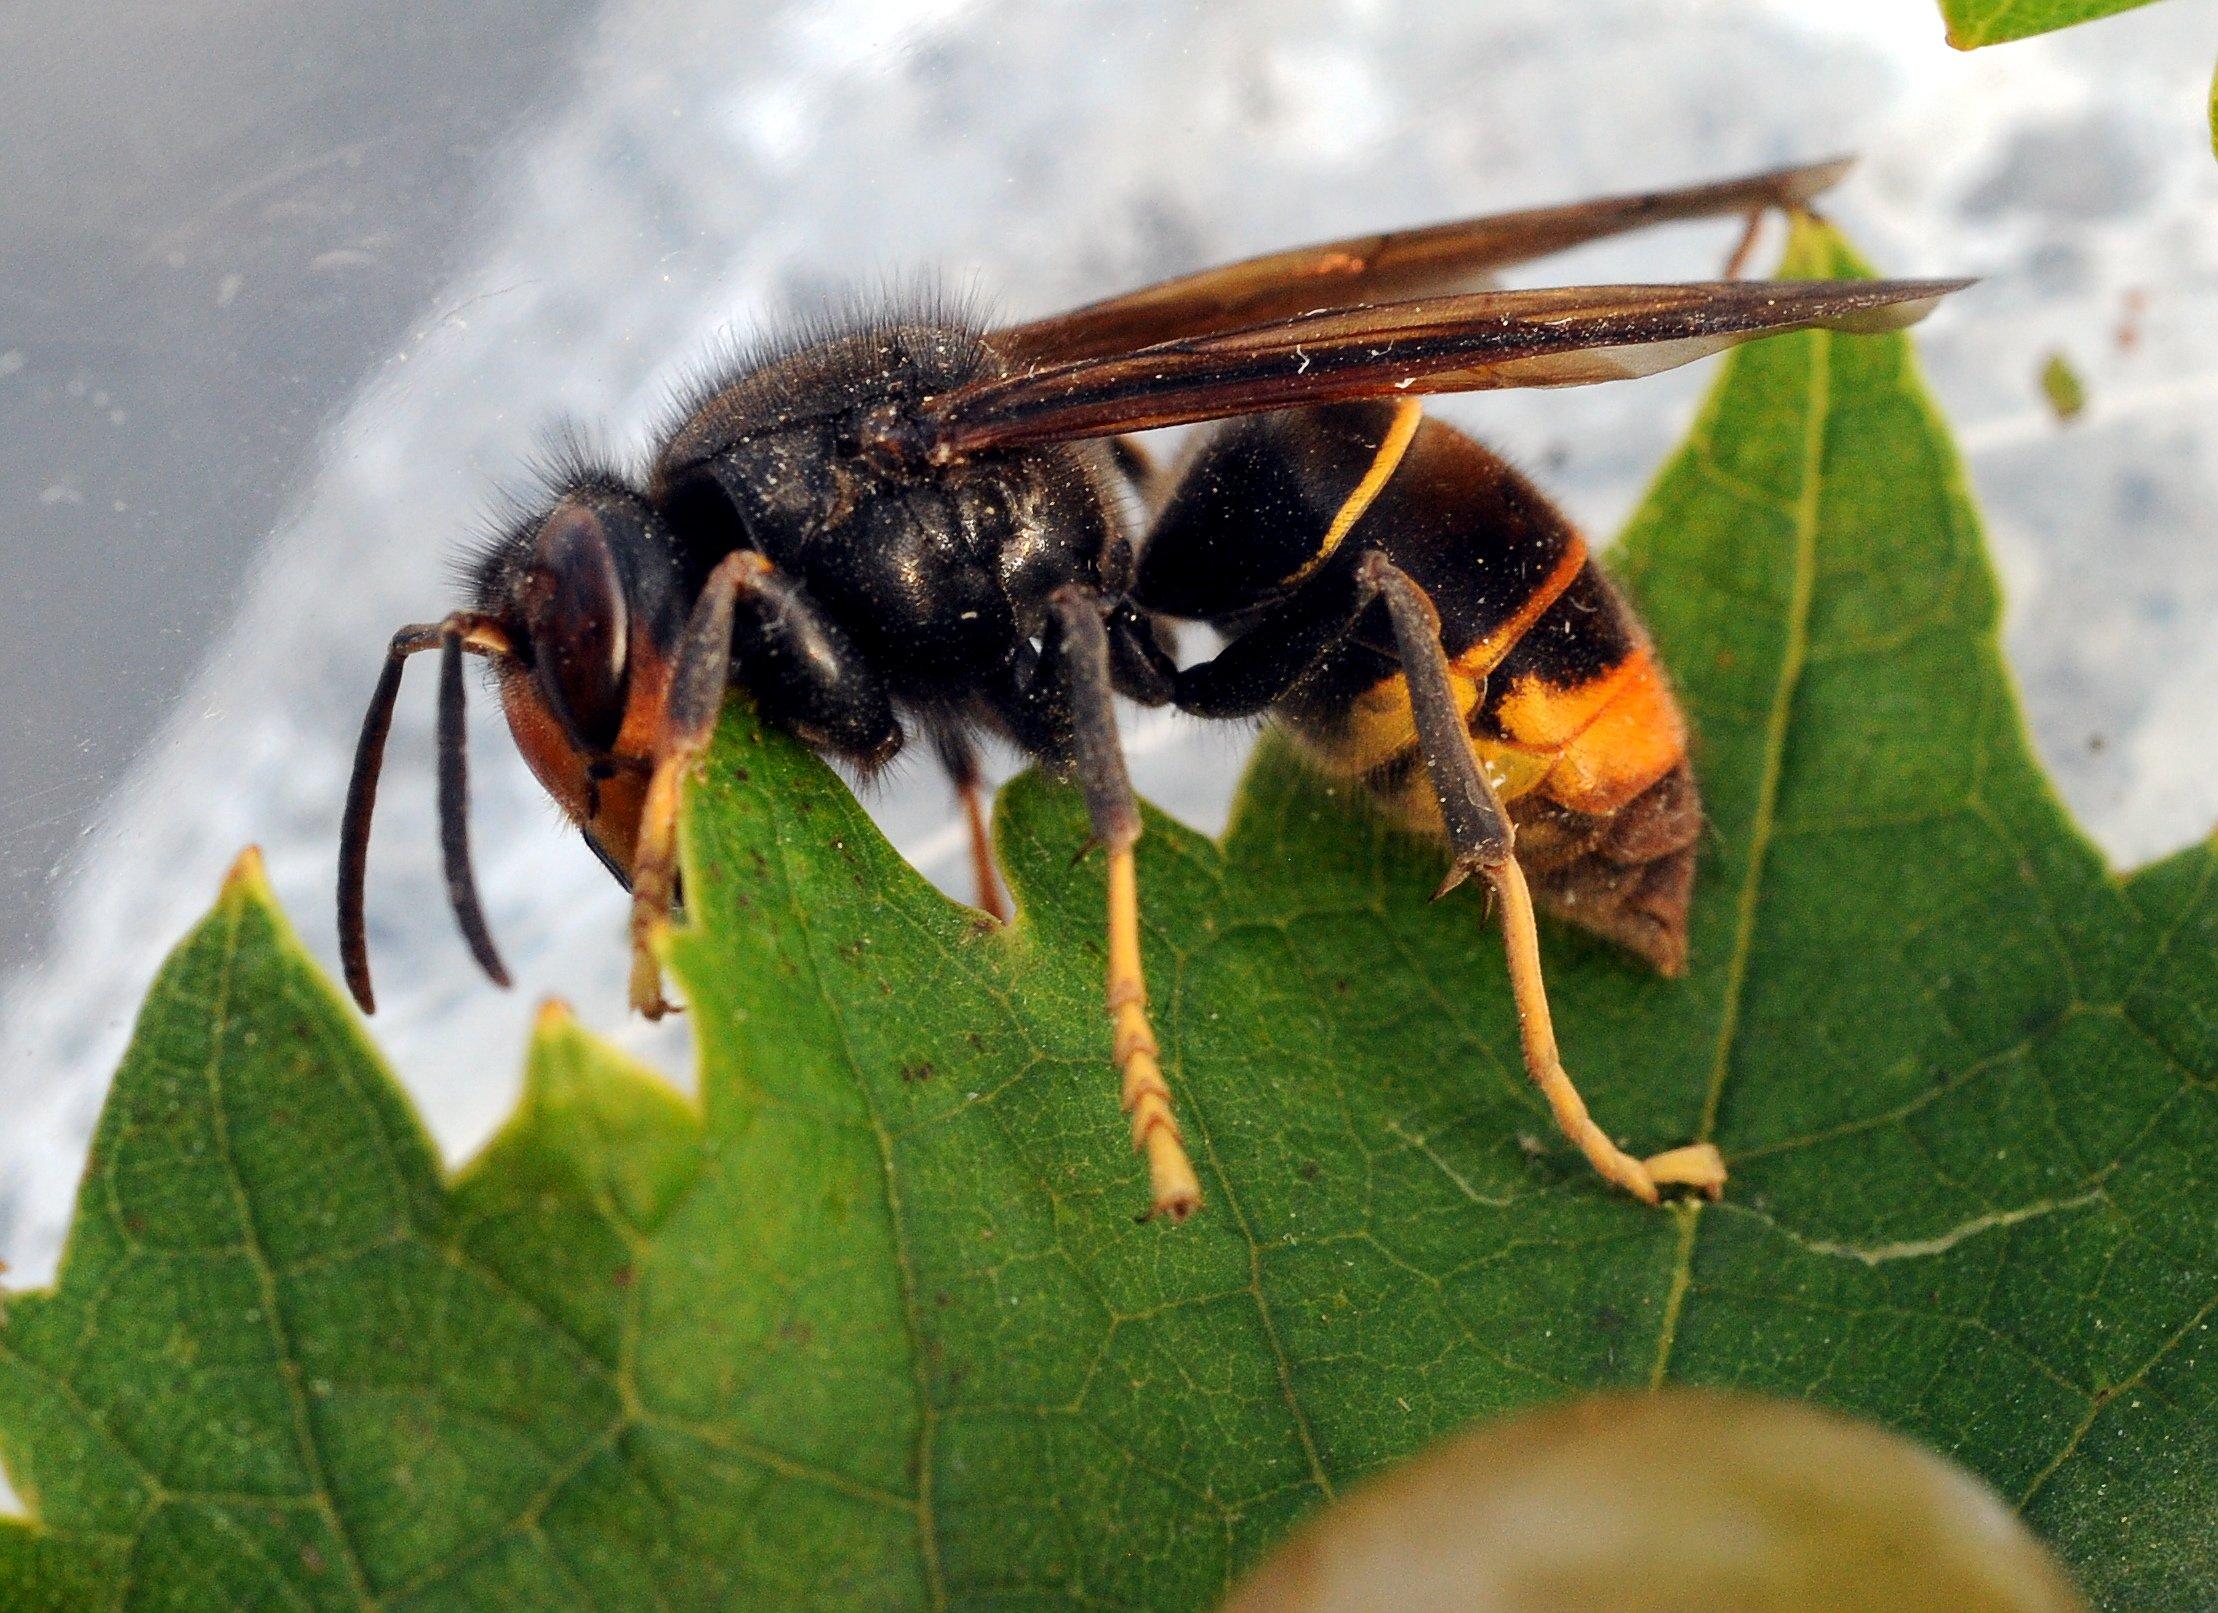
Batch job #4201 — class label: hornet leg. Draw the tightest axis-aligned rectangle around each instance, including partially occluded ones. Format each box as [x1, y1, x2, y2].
[1362, 552, 1726, 1204]
[1042, 586, 1203, 1222]
[934, 731, 1007, 923]
[628, 551, 900, 1017]
[1164, 397, 1424, 719]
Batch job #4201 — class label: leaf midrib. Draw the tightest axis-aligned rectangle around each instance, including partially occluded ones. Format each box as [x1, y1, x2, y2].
[204, 899, 383, 1607]
[1650, 322, 1835, 1388]
[764, 803, 946, 1611]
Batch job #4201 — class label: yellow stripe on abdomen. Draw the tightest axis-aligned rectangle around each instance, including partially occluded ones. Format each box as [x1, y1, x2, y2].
[1288, 667, 1554, 840]
[1448, 535, 1588, 682]
[1311, 665, 1481, 779]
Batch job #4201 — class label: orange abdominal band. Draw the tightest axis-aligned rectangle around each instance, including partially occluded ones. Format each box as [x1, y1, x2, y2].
[1492, 647, 1686, 815]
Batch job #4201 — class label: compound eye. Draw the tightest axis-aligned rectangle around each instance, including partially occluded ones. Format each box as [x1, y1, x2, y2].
[522, 500, 632, 753]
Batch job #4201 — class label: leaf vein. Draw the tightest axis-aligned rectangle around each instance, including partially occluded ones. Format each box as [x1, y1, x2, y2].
[2015, 1288, 2218, 1511]
[200, 901, 379, 1607]
[761, 803, 945, 1608]
[1653, 320, 1834, 1387]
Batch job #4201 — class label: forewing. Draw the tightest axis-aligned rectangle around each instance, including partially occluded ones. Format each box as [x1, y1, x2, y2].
[991, 157, 1854, 365]
[926, 278, 1968, 458]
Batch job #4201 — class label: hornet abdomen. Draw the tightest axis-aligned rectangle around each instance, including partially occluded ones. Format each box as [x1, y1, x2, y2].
[1143, 401, 1701, 974]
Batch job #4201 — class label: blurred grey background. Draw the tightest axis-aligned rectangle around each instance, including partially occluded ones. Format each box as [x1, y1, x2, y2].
[2, 0, 2214, 1291]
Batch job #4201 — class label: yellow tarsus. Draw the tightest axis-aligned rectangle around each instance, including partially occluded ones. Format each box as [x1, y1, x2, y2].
[628, 754, 688, 1019]
[1107, 844, 1201, 1220]
[1491, 856, 1725, 1202]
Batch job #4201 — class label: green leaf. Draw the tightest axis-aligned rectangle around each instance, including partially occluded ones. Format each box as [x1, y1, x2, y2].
[3, 218, 2211, 1610]
[1938, 0, 2167, 49]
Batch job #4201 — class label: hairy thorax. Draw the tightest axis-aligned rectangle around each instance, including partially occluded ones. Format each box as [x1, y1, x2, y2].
[651, 319, 1129, 703]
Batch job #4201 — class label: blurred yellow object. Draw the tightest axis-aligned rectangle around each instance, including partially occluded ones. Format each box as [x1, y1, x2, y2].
[2039, 351, 2087, 423]
[1224, 1390, 2087, 1613]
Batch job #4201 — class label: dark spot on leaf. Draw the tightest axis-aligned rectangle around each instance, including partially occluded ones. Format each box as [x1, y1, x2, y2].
[612, 1265, 634, 1289]
[902, 1061, 935, 1084]
[1594, 1303, 1625, 1335]
[1297, 1160, 1322, 1182]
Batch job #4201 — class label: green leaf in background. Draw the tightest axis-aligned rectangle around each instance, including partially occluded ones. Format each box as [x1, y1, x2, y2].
[1939, 0, 2167, 49]
[1, 218, 2211, 1610]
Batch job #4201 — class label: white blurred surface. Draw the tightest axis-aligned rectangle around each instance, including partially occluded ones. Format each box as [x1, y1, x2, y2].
[3, 0, 2215, 1290]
